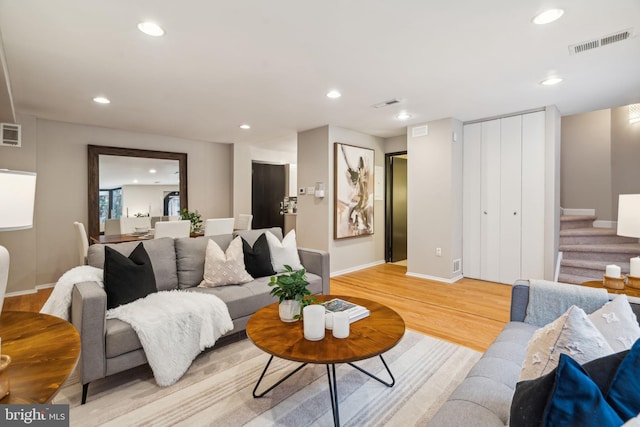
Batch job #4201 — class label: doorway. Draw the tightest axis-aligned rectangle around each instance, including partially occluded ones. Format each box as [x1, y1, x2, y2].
[385, 152, 408, 263]
[252, 162, 285, 230]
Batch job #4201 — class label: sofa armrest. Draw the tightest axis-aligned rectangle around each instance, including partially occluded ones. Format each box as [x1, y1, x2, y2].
[510, 279, 531, 322]
[72, 281, 107, 385]
[298, 247, 330, 295]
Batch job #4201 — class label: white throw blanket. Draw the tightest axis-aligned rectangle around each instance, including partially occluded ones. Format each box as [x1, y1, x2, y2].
[106, 290, 234, 386]
[40, 265, 104, 321]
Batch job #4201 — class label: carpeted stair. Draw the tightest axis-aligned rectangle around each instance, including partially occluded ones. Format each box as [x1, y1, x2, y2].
[559, 215, 640, 284]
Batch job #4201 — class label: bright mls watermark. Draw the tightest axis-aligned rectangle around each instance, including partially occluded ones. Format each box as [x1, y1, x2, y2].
[1, 405, 69, 426]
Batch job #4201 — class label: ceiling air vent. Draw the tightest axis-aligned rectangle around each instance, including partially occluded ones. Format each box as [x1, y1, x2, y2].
[569, 28, 633, 55]
[1, 123, 21, 147]
[372, 98, 401, 109]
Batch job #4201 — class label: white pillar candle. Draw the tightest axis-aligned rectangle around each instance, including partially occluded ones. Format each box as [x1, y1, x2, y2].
[606, 264, 621, 278]
[325, 312, 333, 330]
[332, 312, 350, 339]
[303, 305, 325, 341]
[630, 257, 640, 277]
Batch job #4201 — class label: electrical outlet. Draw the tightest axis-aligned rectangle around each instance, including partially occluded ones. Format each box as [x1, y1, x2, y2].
[436, 247, 442, 257]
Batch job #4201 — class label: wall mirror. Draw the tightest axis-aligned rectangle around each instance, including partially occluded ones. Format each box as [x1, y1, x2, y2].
[88, 145, 188, 239]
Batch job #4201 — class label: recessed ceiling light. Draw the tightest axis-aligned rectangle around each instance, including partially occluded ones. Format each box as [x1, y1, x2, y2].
[133, 179, 138, 184]
[93, 96, 110, 104]
[138, 22, 165, 37]
[533, 9, 564, 25]
[149, 169, 157, 174]
[326, 90, 342, 99]
[396, 111, 412, 121]
[239, 124, 251, 130]
[540, 77, 563, 86]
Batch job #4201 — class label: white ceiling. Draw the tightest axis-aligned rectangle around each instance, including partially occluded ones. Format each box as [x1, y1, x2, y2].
[0, 0, 639, 152]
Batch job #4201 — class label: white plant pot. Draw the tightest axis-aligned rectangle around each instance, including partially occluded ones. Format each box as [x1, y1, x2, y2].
[279, 300, 301, 322]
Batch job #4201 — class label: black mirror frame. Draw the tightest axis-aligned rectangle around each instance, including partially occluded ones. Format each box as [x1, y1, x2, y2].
[87, 145, 188, 240]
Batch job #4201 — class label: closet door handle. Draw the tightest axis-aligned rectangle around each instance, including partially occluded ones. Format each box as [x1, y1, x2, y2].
[483, 211, 487, 215]
[513, 212, 517, 215]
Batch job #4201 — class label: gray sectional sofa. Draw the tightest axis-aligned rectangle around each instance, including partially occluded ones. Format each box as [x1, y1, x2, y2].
[428, 279, 640, 427]
[71, 227, 330, 404]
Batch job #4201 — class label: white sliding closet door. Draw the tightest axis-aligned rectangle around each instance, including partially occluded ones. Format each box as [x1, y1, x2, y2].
[463, 111, 546, 285]
[480, 119, 501, 283]
[499, 116, 522, 284]
[521, 111, 546, 280]
[462, 123, 482, 279]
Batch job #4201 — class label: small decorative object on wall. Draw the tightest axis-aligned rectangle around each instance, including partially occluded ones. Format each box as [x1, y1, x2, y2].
[334, 143, 374, 239]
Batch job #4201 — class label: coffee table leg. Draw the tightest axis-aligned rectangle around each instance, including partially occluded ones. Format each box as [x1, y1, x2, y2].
[347, 355, 395, 387]
[326, 364, 340, 427]
[252, 355, 308, 398]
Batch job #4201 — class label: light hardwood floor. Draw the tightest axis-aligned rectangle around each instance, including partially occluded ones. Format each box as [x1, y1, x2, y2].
[2, 263, 512, 352]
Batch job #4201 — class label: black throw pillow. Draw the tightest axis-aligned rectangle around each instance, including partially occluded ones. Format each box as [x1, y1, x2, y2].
[242, 233, 276, 278]
[104, 242, 157, 309]
[510, 349, 630, 427]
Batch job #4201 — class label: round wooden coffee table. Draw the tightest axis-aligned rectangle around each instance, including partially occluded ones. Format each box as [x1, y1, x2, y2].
[0, 311, 81, 404]
[246, 295, 405, 427]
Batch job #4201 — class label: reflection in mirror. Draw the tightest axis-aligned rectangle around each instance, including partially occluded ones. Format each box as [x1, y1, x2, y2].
[88, 146, 188, 240]
[99, 156, 181, 225]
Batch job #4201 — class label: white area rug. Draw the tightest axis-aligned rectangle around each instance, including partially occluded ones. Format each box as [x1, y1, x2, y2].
[54, 330, 481, 426]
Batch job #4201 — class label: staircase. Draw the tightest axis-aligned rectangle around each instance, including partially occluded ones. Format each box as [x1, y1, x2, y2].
[558, 215, 640, 284]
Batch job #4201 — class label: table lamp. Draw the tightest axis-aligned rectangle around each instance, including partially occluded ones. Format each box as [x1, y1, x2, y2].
[0, 169, 37, 313]
[617, 194, 640, 288]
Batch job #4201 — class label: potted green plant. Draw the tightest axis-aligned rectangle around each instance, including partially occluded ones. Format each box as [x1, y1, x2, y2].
[269, 265, 313, 322]
[180, 208, 203, 234]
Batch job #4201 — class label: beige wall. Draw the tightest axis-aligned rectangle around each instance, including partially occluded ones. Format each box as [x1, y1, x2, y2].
[328, 126, 385, 273]
[407, 118, 462, 281]
[232, 143, 296, 219]
[560, 109, 612, 219]
[0, 115, 232, 293]
[296, 125, 385, 273]
[296, 126, 330, 251]
[611, 105, 640, 218]
[560, 105, 640, 221]
[384, 134, 407, 153]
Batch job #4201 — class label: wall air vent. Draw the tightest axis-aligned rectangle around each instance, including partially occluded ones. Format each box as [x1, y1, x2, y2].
[0, 123, 21, 147]
[453, 259, 462, 274]
[411, 125, 428, 138]
[569, 28, 633, 55]
[372, 98, 401, 109]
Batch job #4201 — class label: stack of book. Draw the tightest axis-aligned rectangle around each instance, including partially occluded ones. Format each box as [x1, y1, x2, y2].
[322, 298, 370, 323]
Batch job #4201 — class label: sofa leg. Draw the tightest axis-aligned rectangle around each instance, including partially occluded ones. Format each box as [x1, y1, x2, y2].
[81, 383, 89, 404]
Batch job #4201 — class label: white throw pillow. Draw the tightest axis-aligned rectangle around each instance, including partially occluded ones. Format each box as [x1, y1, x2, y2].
[265, 230, 303, 273]
[588, 294, 640, 352]
[198, 237, 253, 287]
[519, 305, 614, 381]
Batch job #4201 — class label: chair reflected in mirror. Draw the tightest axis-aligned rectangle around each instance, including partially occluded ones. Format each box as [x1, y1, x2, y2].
[154, 220, 191, 239]
[73, 221, 89, 265]
[204, 218, 235, 236]
[235, 214, 253, 230]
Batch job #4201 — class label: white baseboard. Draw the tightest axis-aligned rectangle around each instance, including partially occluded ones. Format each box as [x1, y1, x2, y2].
[5, 283, 55, 298]
[5, 288, 37, 297]
[330, 260, 386, 277]
[405, 271, 463, 284]
[562, 208, 596, 216]
[594, 220, 616, 229]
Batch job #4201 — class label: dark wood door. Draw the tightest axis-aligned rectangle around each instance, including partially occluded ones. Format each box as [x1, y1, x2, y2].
[252, 162, 285, 230]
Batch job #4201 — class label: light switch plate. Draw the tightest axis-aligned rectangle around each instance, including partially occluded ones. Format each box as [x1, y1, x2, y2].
[306, 186, 315, 195]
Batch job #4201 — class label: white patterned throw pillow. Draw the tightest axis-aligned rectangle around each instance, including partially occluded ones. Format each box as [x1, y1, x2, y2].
[265, 230, 303, 273]
[588, 294, 640, 352]
[198, 237, 253, 287]
[519, 305, 614, 381]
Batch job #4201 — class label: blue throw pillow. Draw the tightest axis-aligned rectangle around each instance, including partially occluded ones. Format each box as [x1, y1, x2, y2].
[607, 338, 640, 420]
[543, 354, 623, 427]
